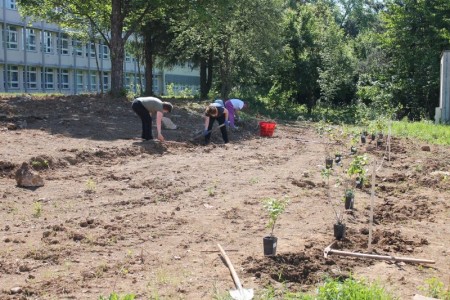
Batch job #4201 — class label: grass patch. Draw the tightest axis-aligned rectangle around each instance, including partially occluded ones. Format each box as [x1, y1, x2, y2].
[98, 292, 135, 300]
[391, 119, 450, 145]
[281, 277, 396, 299]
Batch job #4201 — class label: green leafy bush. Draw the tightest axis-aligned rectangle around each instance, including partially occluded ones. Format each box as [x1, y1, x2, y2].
[98, 292, 135, 300]
[262, 197, 289, 236]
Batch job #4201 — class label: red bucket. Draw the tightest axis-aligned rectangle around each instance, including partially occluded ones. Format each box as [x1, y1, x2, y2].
[259, 121, 276, 137]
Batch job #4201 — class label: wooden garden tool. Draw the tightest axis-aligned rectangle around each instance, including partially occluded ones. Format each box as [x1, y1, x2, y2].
[190, 123, 226, 142]
[217, 243, 254, 300]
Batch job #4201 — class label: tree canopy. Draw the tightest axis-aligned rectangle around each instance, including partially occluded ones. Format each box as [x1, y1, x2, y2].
[17, 0, 450, 120]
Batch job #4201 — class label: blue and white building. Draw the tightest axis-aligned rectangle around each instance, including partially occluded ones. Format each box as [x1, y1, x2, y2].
[0, 0, 200, 95]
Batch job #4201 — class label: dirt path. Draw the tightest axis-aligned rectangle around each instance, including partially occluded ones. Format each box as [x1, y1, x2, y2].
[0, 95, 449, 299]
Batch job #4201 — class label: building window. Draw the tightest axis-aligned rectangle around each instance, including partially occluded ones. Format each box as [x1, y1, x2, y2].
[7, 66, 19, 88]
[73, 40, 83, 56]
[103, 73, 109, 90]
[125, 52, 131, 62]
[24, 28, 37, 51]
[59, 33, 69, 55]
[125, 73, 132, 88]
[58, 69, 69, 89]
[24, 67, 37, 89]
[6, 26, 18, 49]
[42, 68, 54, 89]
[43, 31, 53, 53]
[76, 71, 84, 90]
[90, 72, 97, 90]
[86, 43, 96, 58]
[152, 75, 159, 93]
[7, 0, 17, 9]
[100, 45, 109, 59]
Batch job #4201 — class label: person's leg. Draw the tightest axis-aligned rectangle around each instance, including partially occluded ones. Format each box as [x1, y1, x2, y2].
[217, 115, 229, 143]
[132, 100, 153, 140]
[204, 117, 215, 144]
[142, 114, 153, 140]
[225, 101, 235, 128]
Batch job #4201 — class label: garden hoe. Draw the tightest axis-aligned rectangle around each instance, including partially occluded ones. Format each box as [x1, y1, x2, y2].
[190, 123, 226, 142]
[217, 243, 254, 300]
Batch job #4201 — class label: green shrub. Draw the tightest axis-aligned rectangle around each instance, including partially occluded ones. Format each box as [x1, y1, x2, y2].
[419, 277, 450, 300]
[98, 292, 135, 300]
[282, 277, 396, 299]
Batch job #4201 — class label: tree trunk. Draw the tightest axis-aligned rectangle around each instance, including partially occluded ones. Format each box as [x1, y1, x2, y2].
[200, 50, 214, 100]
[206, 49, 213, 95]
[220, 42, 232, 99]
[144, 25, 154, 96]
[200, 58, 207, 100]
[110, 0, 125, 97]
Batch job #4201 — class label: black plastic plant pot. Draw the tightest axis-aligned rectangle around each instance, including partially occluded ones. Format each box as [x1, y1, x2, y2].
[263, 236, 278, 256]
[350, 146, 357, 154]
[371, 134, 376, 140]
[335, 155, 342, 163]
[325, 158, 333, 169]
[333, 223, 346, 240]
[345, 195, 354, 210]
[356, 177, 364, 188]
[361, 135, 366, 144]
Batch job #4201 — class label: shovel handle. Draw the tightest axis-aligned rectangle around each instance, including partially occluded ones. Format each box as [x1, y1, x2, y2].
[217, 243, 243, 290]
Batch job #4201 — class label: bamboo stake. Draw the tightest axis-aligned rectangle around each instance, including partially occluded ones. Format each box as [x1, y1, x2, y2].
[388, 120, 392, 161]
[324, 241, 435, 264]
[368, 159, 376, 252]
[324, 248, 435, 264]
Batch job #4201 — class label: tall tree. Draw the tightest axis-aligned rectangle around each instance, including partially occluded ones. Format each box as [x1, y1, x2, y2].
[316, 1, 357, 106]
[269, 2, 322, 113]
[18, 0, 156, 97]
[378, 0, 450, 119]
[169, 0, 283, 100]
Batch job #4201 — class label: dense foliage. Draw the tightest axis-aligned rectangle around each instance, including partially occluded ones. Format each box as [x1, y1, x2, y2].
[17, 0, 450, 120]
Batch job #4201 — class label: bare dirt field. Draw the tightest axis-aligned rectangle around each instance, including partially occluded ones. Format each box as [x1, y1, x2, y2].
[0, 95, 449, 299]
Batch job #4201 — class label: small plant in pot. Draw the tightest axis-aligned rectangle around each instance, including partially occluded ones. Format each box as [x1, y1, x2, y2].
[347, 155, 368, 190]
[262, 197, 289, 256]
[344, 188, 354, 210]
[325, 156, 333, 169]
[360, 134, 366, 144]
[349, 134, 359, 154]
[333, 214, 346, 240]
[375, 116, 387, 140]
[334, 152, 342, 164]
[321, 168, 346, 240]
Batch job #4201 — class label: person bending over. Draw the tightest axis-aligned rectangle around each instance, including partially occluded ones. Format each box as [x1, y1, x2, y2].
[224, 98, 245, 129]
[204, 105, 229, 145]
[131, 96, 173, 141]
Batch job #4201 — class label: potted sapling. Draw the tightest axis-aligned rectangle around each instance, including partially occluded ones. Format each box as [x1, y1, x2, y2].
[347, 155, 368, 189]
[374, 116, 387, 147]
[321, 168, 346, 240]
[334, 151, 342, 165]
[262, 197, 289, 256]
[344, 188, 355, 210]
[368, 120, 377, 141]
[349, 134, 359, 154]
[333, 211, 346, 240]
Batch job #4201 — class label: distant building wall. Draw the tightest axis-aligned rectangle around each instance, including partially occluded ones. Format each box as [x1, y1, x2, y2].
[0, 2, 199, 95]
[437, 50, 450, 123]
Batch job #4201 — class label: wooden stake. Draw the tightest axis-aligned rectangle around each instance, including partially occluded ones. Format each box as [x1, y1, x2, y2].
[324, 241, 435, 264]
[325, 248, 435, 264]
[368, 159, 376, 252]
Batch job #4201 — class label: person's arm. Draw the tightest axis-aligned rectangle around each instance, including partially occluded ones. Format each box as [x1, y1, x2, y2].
[224, 108, 229, 122]
[204, 116, 210, 130]
[156, 111, 164, 141]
